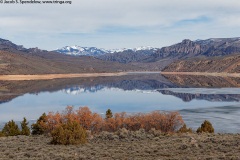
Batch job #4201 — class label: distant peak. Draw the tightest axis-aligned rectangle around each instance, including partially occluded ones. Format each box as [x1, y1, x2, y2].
[182, 39, 192, 43]
[0, 38, 9, 41]
[0, 38, 12, 44]
[133, 46, 156, 51]
[180, 39, 195, 46]
[0, 38, 26, 51]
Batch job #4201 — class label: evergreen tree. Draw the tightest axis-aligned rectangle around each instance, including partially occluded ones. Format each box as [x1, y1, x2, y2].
[31, 113, 47, 135]
[177, 124, 193, 133]
[21, 117, 30, 136]
[2, 120, 20, 136]
[197, 120, 214, 133]
[105, 109, 113, 119]
[51, 121, 87, 145]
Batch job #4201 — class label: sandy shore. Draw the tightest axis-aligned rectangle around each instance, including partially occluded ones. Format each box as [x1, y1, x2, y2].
[0, 71, 239, 81]
[161, 72, 240, 77]
[0, 72, 127, 81]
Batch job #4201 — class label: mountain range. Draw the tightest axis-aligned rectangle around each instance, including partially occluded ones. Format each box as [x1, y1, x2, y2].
[0, 37, 240, 74]
[54, 45, 157, 57]
[54, 38, 240, 60]
[54, 45, 158, 64]
[54, 37, 240, 70]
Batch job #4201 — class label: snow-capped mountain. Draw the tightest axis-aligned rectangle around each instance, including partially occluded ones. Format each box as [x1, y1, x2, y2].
[54, 45, 108, 56]
[54, 45, 158, 56]
[132, 46, 158, 52]
[108, 46, 157, 53]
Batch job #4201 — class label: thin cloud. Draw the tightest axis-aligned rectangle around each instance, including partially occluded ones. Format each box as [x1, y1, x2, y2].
[0, 0, 239, 50]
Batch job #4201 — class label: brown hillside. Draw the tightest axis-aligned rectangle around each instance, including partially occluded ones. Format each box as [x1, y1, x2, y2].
[0, 50, 141, 75]
[161, 74, 240, 87]
[162, 54, 240, 73]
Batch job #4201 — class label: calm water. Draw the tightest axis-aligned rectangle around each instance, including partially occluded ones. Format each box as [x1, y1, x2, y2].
[0, 73, 239, 133]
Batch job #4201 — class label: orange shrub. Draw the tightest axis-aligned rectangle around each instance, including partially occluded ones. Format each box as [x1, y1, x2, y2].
[76, 106, 104, 133]
[123, 113, 144, 131]
[45, 111, 62, 133]
[113, 111, 184, 132]
[43, 106, 184, 134]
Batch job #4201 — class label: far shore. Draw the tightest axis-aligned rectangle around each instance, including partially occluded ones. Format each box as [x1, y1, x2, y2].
[0, 71, 239, 81]
[0, 71, 163, 81]
[0, 72, 128, 81]
[161, 71, 240, 77]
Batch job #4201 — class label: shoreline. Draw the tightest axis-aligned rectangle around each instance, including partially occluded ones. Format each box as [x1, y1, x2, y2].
[0, 71, 162, 81]
[0, 72, 128, 81]
[0, 71, 239, 81]
[161, 71, 240, 77]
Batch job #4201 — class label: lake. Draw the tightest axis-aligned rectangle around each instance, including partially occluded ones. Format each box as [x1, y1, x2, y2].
[0, 73, 239, 133]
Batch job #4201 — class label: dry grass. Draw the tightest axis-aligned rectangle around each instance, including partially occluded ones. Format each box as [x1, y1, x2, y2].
[0, 131, 239, 160]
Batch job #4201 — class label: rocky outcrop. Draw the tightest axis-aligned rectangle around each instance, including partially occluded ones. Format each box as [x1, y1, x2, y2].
[153, 38, 240, 59]
[0, 38, 26, 51]
[153, 39, 203, 59]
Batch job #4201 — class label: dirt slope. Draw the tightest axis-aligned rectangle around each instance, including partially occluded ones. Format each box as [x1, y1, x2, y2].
[163, 54, 240, 73]
[0, 50, 141, 75]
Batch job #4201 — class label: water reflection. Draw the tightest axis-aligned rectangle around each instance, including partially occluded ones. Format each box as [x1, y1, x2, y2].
[180, 105, 240, 133]
[158, 89, 240, 102]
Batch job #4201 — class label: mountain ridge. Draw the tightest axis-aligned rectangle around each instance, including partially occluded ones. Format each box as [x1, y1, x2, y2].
[53, 37, 240, 60]
[151, 37, 240, 60]
[54, 37, 240, 70]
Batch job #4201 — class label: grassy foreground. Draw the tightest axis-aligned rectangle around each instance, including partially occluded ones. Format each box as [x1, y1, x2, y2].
[0, 107, 239, 159]
[0, 131, 239, 160]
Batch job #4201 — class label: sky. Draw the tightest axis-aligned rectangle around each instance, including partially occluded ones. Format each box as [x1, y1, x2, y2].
[0, 0, 240, 50]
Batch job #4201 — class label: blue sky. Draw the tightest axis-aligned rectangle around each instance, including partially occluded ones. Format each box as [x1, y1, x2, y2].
[0, 0, 240, 50]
